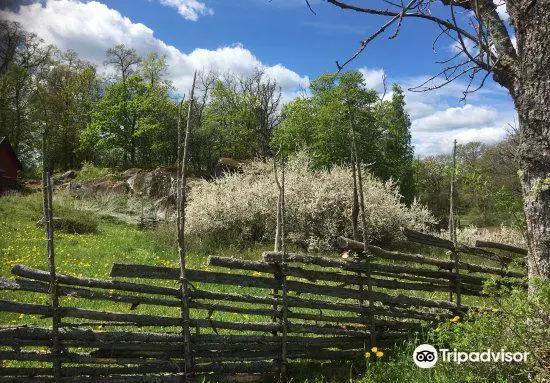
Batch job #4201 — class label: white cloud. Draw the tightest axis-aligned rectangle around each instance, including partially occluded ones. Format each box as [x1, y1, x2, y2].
[412, 104, 498, 132]
[155, 0, 213, 21]
[411, 104, 513, 155]
[414, 125, 509, 157]
[2, 1, 514, 157]
[359, 67, 385, 91]
[406, 100, 434, 120]
[356, 68, 513, 155]
[0, 0, 308, 98]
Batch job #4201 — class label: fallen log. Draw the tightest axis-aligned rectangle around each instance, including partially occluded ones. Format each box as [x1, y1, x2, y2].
[475, 240, 528, 256]
[190, 289, 276, 306]
[338, 237, 525, 278]
[0, 364, 188, 378]
[0, 277, 283, 319]
[194, 361, 274, 374]
[0, 350, 182, 365]
[403, 229, 515, 264]
[190, 288, 442, 321]
[262, 252, 486, 286]
[210, 256, 485, 296]
[12, 265, 179, 297]
[0, 374, 185, 383]
[0, 300, 280, 332]
[0, 326, 185, 343]
[110, 264, 280, 289]
[285, 295, 442, 320]
[110, 263, 463, 311]
[0, 278, 181, 308]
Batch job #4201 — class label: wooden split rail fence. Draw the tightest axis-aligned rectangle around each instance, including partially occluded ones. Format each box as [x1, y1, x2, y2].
[0, 229, 526, 382]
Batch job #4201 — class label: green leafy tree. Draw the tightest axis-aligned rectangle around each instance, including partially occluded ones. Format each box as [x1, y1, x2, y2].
[414, 136, 523, 228]
[272, 71, 381, 174]
[0, 21, 52, 167]
[83, 74, 148, 166]
[196, 70, 282, 173]
[379, 84, 415, 203]
[140, 52, 168, 88]
[82, 72, 178, 167]
[33, 50, 100, 170]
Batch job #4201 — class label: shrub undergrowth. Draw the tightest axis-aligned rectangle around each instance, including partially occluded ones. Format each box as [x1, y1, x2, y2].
[186, 152, 435, 250]
[356, 281, 549, 383]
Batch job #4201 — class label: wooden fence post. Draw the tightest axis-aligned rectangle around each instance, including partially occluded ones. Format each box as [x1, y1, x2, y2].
[274, 156, 289, 382]
[42, 126, 62, 382]
[349, 118, 376, 348]
[449, 140, 461, 308]
[272, 157, 282, 338]
[177, 71, 196, 382]
[43, 171, 62, 382]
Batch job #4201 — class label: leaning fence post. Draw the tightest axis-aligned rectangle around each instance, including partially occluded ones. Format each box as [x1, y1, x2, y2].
[272, 156, 282, 337]
[448, 139, 461, 308]
[42, 146, 61, 381]
[274, 155, 289, 382]
[177, 71, 196, 382]
[350, 120, 376, 348]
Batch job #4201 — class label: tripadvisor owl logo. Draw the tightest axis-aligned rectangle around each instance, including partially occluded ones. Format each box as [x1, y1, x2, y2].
[413, 344, 530, 369]
[413, 344, 438, 368]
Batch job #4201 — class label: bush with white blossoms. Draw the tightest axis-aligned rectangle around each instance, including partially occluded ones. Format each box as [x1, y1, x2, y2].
[439, 225, 526, 249]
[186, 152, 436, 250]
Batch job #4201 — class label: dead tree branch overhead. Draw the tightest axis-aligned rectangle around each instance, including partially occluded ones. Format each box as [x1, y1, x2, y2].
[307, 0, 517, 98]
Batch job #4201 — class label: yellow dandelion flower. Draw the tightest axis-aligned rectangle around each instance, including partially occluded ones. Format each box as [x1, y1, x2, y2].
[376, 351, 384, 357]
[371, 347, 378, 353]
[364, 352, 371, 359]
[450, 315, 460, 323]
[18, 314, 25, 319]
[252, 271, 262, 277]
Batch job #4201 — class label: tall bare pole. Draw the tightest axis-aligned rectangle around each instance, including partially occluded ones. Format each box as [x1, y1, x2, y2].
[349, 112, 376, 347]
[449, 139, 457, 247]
[42, 129, 61, 382]
[272, 154, 282, 339]
[177, 71, 196, 382]
[278, 155, 289, 382]
[274, 154, 282, 253]
[351, 149, 359, 241]
[449, 139, 461, 307]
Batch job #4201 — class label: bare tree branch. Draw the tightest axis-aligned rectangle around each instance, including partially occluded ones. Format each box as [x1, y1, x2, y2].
[320, 0, 517, 96]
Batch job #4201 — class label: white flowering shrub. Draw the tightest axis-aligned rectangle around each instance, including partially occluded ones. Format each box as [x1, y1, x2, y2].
[186, 152, 436, 249]
[439, 225, 526, 248]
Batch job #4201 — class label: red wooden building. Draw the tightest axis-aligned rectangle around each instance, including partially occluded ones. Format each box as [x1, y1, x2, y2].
[0, 136, 22, 191]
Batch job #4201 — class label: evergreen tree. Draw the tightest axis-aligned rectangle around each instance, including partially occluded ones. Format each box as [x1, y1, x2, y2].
[379, 84, 415, 204]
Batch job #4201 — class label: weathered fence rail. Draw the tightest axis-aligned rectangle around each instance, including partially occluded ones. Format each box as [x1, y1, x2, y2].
[0, 232, 526, 381]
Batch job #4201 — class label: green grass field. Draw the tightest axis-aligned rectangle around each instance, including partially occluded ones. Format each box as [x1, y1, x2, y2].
[0, 191, 534, 383]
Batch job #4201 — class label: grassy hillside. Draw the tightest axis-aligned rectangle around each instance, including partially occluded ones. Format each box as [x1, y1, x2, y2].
[0, 192, 272, 326]
[0, 191, 543, 383]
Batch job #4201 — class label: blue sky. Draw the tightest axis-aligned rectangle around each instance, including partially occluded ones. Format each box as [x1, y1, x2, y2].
[0, 0, 517, 156]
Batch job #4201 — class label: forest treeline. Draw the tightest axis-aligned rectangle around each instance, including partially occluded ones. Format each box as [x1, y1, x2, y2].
[0, 20, 522, 227]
